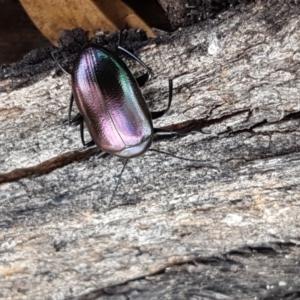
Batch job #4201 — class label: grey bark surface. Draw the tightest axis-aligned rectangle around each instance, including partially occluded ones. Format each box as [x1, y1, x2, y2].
[1, 1, 300, 299]
[157, 0, 244, 29]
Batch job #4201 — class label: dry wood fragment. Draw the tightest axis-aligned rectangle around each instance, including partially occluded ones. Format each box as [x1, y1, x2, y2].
[1, 1, 300, 299]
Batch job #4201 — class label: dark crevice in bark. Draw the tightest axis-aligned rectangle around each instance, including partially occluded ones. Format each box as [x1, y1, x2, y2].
[0, 148, 99, 184]
[2, 105, 300, 184]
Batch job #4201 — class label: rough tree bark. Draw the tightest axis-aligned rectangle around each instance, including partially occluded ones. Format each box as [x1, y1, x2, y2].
[1, 1, 300, 299]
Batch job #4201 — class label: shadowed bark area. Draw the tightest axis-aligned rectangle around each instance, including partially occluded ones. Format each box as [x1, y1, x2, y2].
[1, 1, 300, 299]
[75, 243, 300, 300]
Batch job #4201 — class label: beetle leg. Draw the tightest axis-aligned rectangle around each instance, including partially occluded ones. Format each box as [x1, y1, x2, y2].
[106, 159, 129, 212]
[69, 113, 82, 126]
[153, 128, 178, 136]
[136, 73, 150, 88]
[151, 79, 173, 120]
[96, 151, 107, 159]
[68, 93, 74, 125]
[51, 50, 71, 76]
[117, 46, 152, 87]
[153, 128, 188, 139]
[68, 94, 85, 127]
[154, 128, 196, 138]
[68, 93, 83, 126]
[80, 121, 95, 148]
[85, 140, 96, 148]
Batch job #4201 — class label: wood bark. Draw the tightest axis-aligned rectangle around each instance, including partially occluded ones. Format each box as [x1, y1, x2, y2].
[157, 0, 245, 29]
[1, 1, 300, 299]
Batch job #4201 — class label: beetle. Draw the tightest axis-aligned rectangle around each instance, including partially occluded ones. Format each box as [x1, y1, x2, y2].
[52, 39, 210, 207]
[55, 42, 175, 158]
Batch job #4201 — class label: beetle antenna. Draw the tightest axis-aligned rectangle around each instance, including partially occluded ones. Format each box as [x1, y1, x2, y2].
[148, 149, 220, 170]
[51, 51, 71, 76]
[106, 159, 129, 212]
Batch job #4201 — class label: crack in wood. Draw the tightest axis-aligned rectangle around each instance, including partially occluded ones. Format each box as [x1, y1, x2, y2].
[3, 106, 300, 184]
[0, 148, 99, 184]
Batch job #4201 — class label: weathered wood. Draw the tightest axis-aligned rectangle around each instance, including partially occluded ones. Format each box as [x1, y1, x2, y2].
[1, 1, 300, 299]
[157, 0, 244, 29]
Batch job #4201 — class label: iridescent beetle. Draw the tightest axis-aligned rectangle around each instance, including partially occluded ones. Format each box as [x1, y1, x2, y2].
[52, 40, 175, 205]
[53, 38, 208, 207]
[60, 43, 173, 157]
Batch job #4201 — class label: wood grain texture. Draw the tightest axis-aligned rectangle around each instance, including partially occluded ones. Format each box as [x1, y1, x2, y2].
[1, 1, 300, 299]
